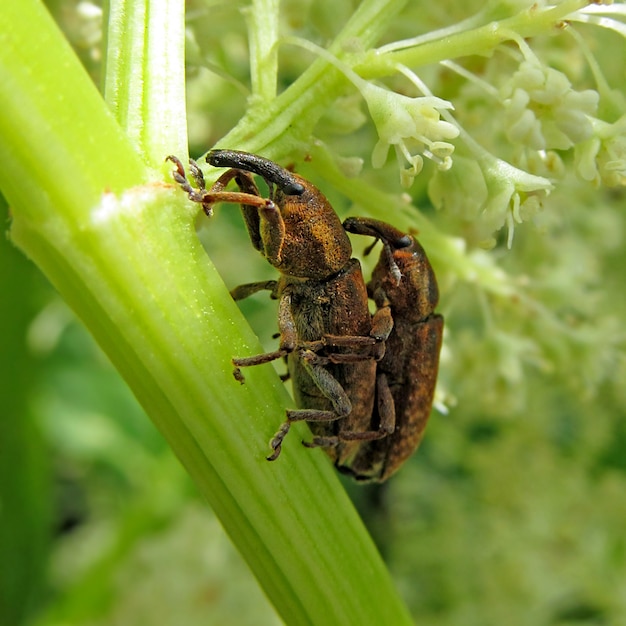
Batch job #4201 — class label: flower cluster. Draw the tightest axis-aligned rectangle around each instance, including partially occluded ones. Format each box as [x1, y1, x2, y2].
[501, 60, 599, 151]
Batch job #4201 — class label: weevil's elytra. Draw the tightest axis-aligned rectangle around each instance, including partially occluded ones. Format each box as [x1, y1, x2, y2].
[342, 217, 444, 481]
[169, 151, 395, 469]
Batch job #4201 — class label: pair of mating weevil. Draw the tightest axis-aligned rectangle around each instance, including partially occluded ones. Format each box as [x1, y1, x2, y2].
[168, 150, 443, 482]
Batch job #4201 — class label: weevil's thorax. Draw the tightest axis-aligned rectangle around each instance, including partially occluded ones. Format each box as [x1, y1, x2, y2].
[272, 177, 352, 280]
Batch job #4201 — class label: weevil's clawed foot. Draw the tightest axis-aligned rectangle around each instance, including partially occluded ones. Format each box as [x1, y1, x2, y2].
[166, 155, 188, 187]
[233, 367, 245, 384]
[266, 446, 281, 462]
[166, 155, 213, 216]
[188, 159, 205, 189]
[267, 421, 291, 461]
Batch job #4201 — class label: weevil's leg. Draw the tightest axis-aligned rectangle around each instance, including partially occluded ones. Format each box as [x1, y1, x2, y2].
[231, 291, 296, 383]
[226, 170, 264, 252]
[232, 348, 289, 384]
[324, 353, 378, 364]
[230, 280, 278, 301]
[320, 305, 393, 349]
[301, 306, 393, 355]
[301, 305, 393, 362]
[298, 340, 381, 366]
[306, 372, 396, 448]
[207, 167, 298, 260]
[375, 372, 396, 435]
[201, 190, 270, 210]
[266, 422, 291, 460]
[273, 331, 291, 381]
[166, 154, 185, 174]
[166, 154, 191, 187]
[267, 406, 344, 461]
[167, 157, 268, 217]
[257, 200, 286, 266]
[207, 167, 244, 193]
[325, 305, 395, 362]
[200, 166, 265, 252]
[180, 187, 283, 259]
[371, 305, 393, 341]
[186, 168, 273, 214]
[276, 291, 297, 352]
[298, 336, 378, 363]
[300, 351, 353, 416]
[333, 372, 396, 442]
[302, 435, 340, 449]
[312, 335, 377, 348]
[268, 349, 353, 460]
[369, 305, 393, 361]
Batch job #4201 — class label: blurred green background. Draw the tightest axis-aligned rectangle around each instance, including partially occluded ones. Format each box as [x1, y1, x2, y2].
[3, 1, 626, 625]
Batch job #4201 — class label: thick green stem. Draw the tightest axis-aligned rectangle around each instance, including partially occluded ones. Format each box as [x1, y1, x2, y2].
[246, 0, 280, 101]
[0, 2, 414, 625]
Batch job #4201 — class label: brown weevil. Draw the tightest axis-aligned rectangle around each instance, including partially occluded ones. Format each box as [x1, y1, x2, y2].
[342, 217, 444, 481]
[167, 151, 394, 466]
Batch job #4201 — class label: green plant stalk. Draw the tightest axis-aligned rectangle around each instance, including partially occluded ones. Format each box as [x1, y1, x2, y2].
[103, 0, 188, 165]
[0, 2, 413, 625]
[246, 0, 280, 101]
[357, 0, 591, 77]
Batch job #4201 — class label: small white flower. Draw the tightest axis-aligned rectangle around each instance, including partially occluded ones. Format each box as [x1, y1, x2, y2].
[481, 156, 552, 248]
[362, 83, 459, 187]
[575, 114, 626, 187]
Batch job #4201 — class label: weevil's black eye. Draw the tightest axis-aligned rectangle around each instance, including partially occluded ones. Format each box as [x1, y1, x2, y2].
[282, 181, 305, 195]
[396, 235, 412, 249]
